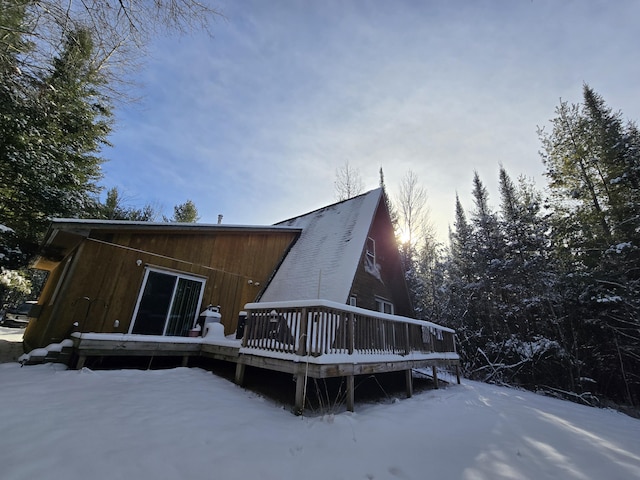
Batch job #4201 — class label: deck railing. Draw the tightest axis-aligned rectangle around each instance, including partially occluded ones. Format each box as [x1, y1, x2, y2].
[241, 300, 456, 358]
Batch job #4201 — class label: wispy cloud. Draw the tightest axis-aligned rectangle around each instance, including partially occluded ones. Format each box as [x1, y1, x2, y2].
[103, 0, 640, 237]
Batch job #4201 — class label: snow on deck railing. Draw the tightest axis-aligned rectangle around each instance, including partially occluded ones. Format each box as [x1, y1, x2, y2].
[242, 299, 456, 358]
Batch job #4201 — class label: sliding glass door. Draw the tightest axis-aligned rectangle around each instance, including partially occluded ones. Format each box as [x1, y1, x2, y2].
[130, 268, 205, 336]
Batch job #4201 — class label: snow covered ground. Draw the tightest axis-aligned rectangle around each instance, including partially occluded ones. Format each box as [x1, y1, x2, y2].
[0, 325, 25, 343]
[0, 357, 638, 480]
[0, 326, 26, 363]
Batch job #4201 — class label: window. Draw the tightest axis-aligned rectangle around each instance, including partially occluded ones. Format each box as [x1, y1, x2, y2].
[364, 236, 382, 281]
[375, 297, 394, 315]
[349, 296, 357, 307]
[130, 268, 205, 336]
[366, 237, 376, 262]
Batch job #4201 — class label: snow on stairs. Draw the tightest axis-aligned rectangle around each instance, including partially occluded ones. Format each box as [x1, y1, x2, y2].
[19, 339, 74, 366]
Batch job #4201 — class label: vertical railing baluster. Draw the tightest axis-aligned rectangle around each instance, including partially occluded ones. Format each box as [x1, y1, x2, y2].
[297, 307, 308, 356]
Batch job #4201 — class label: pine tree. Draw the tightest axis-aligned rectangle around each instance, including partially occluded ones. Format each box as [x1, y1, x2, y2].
[379, 167, 399, 229]
[440, 195, 480, 374]
[92, 187, 158, 221]
[442, 171, 565, 388]
[164, 200, 200, 223]
[469, 172, 508, 341]
[496, 168, 565, 389]
[0, 23, 112, 264]
[540, 85, 640, 405]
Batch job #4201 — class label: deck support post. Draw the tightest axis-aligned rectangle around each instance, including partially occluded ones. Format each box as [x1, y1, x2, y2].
[294, 372, 306, 415]
[455, 364, 461, 384]
[346, 375, 355, 412]
[181, 355, 189, 367]
[76, 354, 86, 370]
[235, 361, 246, 386]
[405, 369, 413, 398]
[432, 365, 439, 389]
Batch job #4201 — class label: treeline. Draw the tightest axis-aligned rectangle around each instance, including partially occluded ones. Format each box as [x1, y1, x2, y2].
[404, 85, 639, 408]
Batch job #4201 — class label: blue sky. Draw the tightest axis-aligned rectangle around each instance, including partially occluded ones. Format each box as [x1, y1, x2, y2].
[103, 0, 640, 240]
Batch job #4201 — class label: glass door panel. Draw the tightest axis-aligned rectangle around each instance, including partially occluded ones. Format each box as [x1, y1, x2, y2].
[131, 269, 205, 336]
[165, 278, 202, 336]
[131, 271, 176, 335]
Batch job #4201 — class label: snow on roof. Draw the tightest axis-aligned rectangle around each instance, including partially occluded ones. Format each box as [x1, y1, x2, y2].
[260, 189, 383, 304]
[46, 218, 301, 235]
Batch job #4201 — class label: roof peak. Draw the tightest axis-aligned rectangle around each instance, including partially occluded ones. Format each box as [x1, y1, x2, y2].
[261, 187, 384, 303]
[274, 188, 382, 226]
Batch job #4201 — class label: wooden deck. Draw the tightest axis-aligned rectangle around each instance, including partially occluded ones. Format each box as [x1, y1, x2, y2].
[70, 300, 460, 413]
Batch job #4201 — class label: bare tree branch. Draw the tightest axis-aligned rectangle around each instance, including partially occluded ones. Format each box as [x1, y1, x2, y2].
[396, 170, 432, 246]
[11, 1, 223, 100]
[334, 160, 364, 201]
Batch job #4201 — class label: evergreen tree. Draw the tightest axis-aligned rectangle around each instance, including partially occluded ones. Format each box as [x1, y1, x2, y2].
[441, 171, 566, 389]
[433, 87, 639, 406]
[440, 195, 479, 372]
[379, 167, 399, 228]
[449, 195, 473, 285]
[92, 187, 158, 221]
[468, 172, 507, 341]
[0, 22, 112, 265]
[164, 200, 200, 223]
[496, 168, 565, 389]
[540, 85, 640, 405]
[0, 1, 219, 267]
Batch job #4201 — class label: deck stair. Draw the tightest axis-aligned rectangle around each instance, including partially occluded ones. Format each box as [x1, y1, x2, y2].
[19, 339, 74, 366]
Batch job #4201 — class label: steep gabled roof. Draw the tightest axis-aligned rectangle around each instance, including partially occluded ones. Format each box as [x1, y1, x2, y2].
[259, 188, 383, 303]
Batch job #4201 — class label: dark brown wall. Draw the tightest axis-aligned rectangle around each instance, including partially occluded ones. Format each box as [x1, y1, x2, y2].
[348, 202, 413, 318]
[24, 229, 298, 349]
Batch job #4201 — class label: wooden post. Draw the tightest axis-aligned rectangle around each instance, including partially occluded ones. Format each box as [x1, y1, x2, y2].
[432, 365, 439, 389]
[293, 309, 309, 415]
[346, 375, 355, 412]
[241, 313, 251, 348]
[404, 323, 410, 355]
[405, 369, 413, 398]
[76, 354, 86, 370]
[455, 364, 461, 384]
[235, 361, 246, 386]
[347, 312, 355, 355]
[294, 372, 306, 415]
[296, 308, 308, 356]
[181, 355, 189, 367]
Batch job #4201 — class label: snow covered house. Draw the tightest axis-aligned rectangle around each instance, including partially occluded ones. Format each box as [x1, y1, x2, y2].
[25, 189, 407, 349]
[23, 189, 458, 412]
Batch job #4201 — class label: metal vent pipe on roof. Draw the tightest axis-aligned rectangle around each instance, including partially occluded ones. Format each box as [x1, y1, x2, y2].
[217, 214, 223, 224]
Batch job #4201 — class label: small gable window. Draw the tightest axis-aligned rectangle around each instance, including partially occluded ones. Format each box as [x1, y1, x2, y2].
[364, 236, 382, 281]
[366, 237, 376, 262]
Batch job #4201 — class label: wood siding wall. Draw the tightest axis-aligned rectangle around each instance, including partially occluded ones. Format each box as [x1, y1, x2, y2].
[25, 230, 298, 349]
[348, 202, 413, 317]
